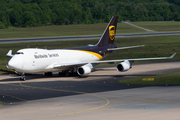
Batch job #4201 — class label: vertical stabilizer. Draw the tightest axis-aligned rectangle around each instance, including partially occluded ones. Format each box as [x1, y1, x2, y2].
[96, 16, 118, 47]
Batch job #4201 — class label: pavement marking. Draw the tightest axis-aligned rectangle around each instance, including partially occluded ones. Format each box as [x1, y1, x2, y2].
[7, 83, 22, 86]
[16, 82, 110, 120]
[0, 94, 27, 102]
[123, 22, 153, 32]
[2, 86, 74, 91]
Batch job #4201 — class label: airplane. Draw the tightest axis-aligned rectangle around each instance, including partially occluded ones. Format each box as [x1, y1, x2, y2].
[6, 16, 176, 81]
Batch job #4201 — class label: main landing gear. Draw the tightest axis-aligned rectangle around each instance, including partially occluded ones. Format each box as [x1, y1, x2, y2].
[20, 73, 26, 81]
[44, 72, 53, 77]
[58, 70, 79, 77]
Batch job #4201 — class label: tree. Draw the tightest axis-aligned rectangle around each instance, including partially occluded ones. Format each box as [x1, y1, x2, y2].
[0, 0, 180, 28]
[23, 11, 36, 27]
[0, 21, 5, 29]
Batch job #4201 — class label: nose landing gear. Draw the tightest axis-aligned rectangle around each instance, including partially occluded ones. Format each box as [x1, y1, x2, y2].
[20, 73, 26, 81]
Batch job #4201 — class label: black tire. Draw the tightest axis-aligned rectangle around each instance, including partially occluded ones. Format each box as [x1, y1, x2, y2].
[20, 77, 25, 81]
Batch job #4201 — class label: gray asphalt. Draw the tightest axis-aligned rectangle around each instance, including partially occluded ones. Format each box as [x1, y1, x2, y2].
[1, 31, 180, 44]
[0, 62, 180, 120]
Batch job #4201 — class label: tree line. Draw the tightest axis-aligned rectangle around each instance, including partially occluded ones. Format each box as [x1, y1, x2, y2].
[0, 0, 180, 28]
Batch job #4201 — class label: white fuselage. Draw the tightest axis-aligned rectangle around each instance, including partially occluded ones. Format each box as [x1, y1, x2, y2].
[8, 48, 101, 73]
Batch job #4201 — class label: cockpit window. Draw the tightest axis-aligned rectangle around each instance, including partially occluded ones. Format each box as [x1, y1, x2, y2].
[15, 52, 24, 55]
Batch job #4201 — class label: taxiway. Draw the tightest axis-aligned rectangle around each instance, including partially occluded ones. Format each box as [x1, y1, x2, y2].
[0, 61, 180, 120]
[1, 31, 180, 44]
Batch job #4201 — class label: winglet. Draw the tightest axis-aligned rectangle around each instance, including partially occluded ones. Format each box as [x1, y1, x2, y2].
[6, 50, 13, 57]
[169, 53, 176, 59]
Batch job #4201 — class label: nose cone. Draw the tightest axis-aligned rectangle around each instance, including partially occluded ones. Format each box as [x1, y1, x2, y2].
[7, 57, 23, 71]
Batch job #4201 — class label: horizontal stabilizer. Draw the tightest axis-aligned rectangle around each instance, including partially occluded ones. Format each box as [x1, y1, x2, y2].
[88, 44, 95, 47]
[6, 50, 13, 57]
[108, 45, 145, 51]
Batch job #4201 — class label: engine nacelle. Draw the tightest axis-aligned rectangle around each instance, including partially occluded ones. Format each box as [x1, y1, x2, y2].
[77, 66, 91, 76]
[117, 60, 131, 72]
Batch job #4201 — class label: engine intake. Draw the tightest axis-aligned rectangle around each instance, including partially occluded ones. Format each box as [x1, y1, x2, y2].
[117, 60, 131, 72]
[77, 66, 91, 75]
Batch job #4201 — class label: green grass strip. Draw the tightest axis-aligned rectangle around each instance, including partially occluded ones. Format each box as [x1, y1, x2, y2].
[118, 72, 180, 85]
[0, 101, 5, 104]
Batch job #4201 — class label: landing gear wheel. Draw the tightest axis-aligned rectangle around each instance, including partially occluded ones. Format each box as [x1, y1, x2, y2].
[69, 72, 79, 76]
[45, 72, 53, 77]
[20, 77, 25, 81]
[20, 73, 26, 81]
[59, 71, 71, 76]
[59, 71, 79, 77]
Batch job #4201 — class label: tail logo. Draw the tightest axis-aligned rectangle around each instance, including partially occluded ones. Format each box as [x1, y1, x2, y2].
[109, 25, 115, 40]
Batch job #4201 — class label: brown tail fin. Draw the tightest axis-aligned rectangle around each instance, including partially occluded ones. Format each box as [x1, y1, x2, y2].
[96, 16, 118, 47]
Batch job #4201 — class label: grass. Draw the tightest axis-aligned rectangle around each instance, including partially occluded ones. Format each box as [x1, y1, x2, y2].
[1, 35, 179, 74]
[131, 21, 180, 32]
[0, 21, 180, 39]
[118, 72, 180, 85]
[0, 101, 5, 104]
[0, 23, 145, 39]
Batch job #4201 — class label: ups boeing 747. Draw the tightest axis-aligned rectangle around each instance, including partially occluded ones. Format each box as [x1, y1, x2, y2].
[6, 16, 176, 80]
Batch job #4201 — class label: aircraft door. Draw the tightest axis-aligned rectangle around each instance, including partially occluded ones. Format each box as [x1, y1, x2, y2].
[32, 60, 35, 67]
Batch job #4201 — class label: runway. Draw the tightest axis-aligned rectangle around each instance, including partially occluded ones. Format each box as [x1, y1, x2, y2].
[1, 31, 180, 44]
[0, 61, 180, 120]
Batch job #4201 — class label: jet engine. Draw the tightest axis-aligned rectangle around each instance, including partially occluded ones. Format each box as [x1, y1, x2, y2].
[117, 60, 131, 72]
[77, 66, 91, 76]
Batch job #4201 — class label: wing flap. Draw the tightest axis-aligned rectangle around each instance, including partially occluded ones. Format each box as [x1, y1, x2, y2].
[53, 62, 88, 69]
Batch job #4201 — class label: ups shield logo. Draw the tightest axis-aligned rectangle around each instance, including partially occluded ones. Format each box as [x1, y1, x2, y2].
[109, 25, 115, 40]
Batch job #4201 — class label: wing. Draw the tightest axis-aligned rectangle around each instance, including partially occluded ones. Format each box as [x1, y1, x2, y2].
[89, 53, 176, 64]
[50, 53, 176, 70]
[46, 62, 88, 71]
